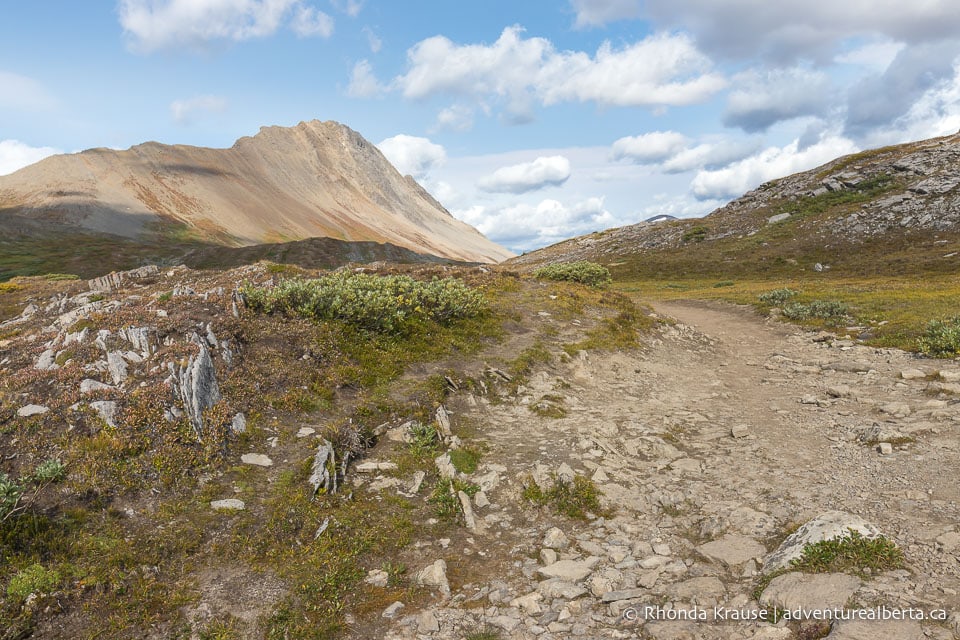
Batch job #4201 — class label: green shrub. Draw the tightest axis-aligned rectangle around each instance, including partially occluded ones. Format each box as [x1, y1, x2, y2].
[533, 261, 611, 288]
[448, 447, 481, 474]
[759, 288, 799, 306]
[0, 474, 22, 520]
[790, 530, 904, 575]
[0, 459, 65, 522]
[522, 474, 607, 520]
[682, 226, 708, 243]
[917, 317, 960, 357]
[429, 478, 479, 520]
[241, 272, 486, 334]
[7, 563, 61, 599]
[781, 300, 849, 321]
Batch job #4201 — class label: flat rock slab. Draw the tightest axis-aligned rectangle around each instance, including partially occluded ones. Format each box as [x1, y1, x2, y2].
[17, 404, 49, 417]
[826, 618, 924, 639]
[697, 534, 766, 567]
[536, 558, 598, 583]
[210, 499, 246, 511]
[241, 453, 274, 467]
[760, 572, 861, 613]
[763, 511, 884, 572]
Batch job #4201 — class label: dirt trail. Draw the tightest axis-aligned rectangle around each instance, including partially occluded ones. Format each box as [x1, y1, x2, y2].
[380, 300, 960, 640]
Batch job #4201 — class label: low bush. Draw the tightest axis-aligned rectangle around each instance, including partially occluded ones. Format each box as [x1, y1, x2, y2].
[917, 316, 960, 357]
[0, 458, 65, 523]
[533, 261, 611, 288]
[241, 272, 486, 334]
[522, 474, 608, 520]
[7, 563, 61, 599]
[782, 300, 849, 321]
[758, 288, 799, 306]
[790, 530, 904, 575]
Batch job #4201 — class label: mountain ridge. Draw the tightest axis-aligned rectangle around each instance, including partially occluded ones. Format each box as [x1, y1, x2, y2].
[0, 120, 512, 265]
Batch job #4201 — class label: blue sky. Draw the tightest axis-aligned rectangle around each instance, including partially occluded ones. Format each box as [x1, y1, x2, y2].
[3, 1, 960, 253]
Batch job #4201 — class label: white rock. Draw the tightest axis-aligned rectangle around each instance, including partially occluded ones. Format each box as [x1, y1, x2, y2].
[510, 592, 543, 615]
[364, 569, 389, 588]
[381, 601, 404, 619]
[34, 349, 58, 371]
[89, 401, 118, 428]
[730, 424, 749, 438]
[241, 453, 273, 467]
[415, 560, 450, 595]
[107, 351, 128, 385]
[210, 499, 245, 511]
[296, 427, 316, 438]
[230, 413, 246, 434]
[543, 527, 569, 550]
[17, 404, 50, 417]
[473, 491, 489, 508]
[899, 368, 927, 380]
[417, 610, 440, 633]
[696, 534, 766, 567]
[80, 379, 115, 394]
[763, 511, 886, 572]
[878, 442, 893, 455]
[355, 461, 398, 473]
[540, 549, 558, 565]
[826, 618, 924, 639]
[760, 572, 860, 613]
[536, 559, 596, 582]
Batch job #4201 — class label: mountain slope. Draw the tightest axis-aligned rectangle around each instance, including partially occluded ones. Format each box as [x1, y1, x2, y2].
[0, 120, 512, 265]
[511, 131, 960, 278]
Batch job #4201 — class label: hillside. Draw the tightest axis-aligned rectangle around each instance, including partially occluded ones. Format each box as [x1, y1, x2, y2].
[511, 131, 960, 279]
[0, 120, 512, 272]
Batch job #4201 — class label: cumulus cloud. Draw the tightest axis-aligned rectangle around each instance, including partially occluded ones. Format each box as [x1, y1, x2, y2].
[169, 95, 227, 124]
[724, 67, 833, 132]
[835, 40, 905, 71]
[690, 134, 858, 201]
[456, 196, 615, 249]
[661, 138, 764, 174]
[570, 0, 642, 28]
[477, 156, 572, 194]
[394, 26, 725, 114]
[845, 41, 960, 138]
[377, 134, 446, 179]
[331, 0, 363, 17]
[346, 60, 385, 98]
[0, 70, 55, 111]
[362, 26, 382, 53]
[611, 131, 688, 163]
[641, 0, 960, 62]
[433, 104, 474, 132]
[118, 0, 333, 52]
[290, 5, 333, 37]
[0, 140, 61, 176]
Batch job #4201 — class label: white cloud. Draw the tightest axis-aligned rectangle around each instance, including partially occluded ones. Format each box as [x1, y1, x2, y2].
[456, 196, 615, 249]
[661, 138, 763, 173]
[290, 6, 333, 37]
[478, 156, 572, 194]
[690, 134, 858, 200]
[0, 70, 55, 111]
[362, 26, 382, 53]
[642, 0, 960, 62]
[433, 104, 474, 132]
[0, 140, 62, 176]
[118, 0, 332, 52]
[346, 60, 385, 98]
[570, 0, 642, 28]
[332, 0, 363, 17]
[835, 40, 906, 71]
[169, 95, 228, 124]
[393, 26, 725, 115]
[724, 67, 833, 132]
[611, 131, 688, 163]
[377, 134, 446, 179]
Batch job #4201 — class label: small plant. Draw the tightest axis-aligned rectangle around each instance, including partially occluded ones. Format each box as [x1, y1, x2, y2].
[464, 627, 502, 640]
[759, 288, 799, 306]
[407, 422, 441, 459]
[448, 446, 482, 474]
[682, 226, 708, 243]
[781, 300, 849, 321]
[790, 530, 904, 576]
[0, 458, 66, 523]
[533, 261, 611, 288]
[382, 561, 407, 588]
[522, 474, 608, 520]
[42, 273, 79, 281]
[917, 316, 960, 357]
[429, 478, 479, 520]
[7, 563, 61, 599]
[529, 394, 567, 418]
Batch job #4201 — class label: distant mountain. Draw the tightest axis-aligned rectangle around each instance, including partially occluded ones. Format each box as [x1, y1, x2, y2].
[644, 214, 677, 223]
[0, 120, 512, 269]
[510, 131, 960, 278]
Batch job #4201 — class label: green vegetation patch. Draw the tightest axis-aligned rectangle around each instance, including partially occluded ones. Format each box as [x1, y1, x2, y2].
[241, 272, 486, 334]
[7, 563, 62, 600]
[534, 261, 611, 288]
[790, 530, 904, 576]
[758, 288, 799, 306]
[522, 474, 609, 520]
[781, 300, 850, 322]
[917, 316, 960, 357]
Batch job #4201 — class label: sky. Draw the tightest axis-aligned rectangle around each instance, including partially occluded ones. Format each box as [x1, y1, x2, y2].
[3, 2, 960, 253]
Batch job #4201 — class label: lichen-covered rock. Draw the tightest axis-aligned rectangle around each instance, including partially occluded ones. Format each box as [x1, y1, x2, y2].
[170, 340, 221, 439]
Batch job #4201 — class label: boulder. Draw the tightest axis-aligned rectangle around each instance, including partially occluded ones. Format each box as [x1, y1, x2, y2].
[415, 560, 450, 595]
[760, 572, 861, 613]
[763, 511, 885, 573]
[171, 340, 221, 439]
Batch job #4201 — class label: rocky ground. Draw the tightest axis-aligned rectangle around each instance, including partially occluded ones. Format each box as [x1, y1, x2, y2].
[364, 300, 960, 640]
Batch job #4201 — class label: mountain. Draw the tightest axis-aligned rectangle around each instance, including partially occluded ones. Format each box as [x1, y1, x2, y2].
[511, 131, 960, 279]
[0, 120, 512, 270]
